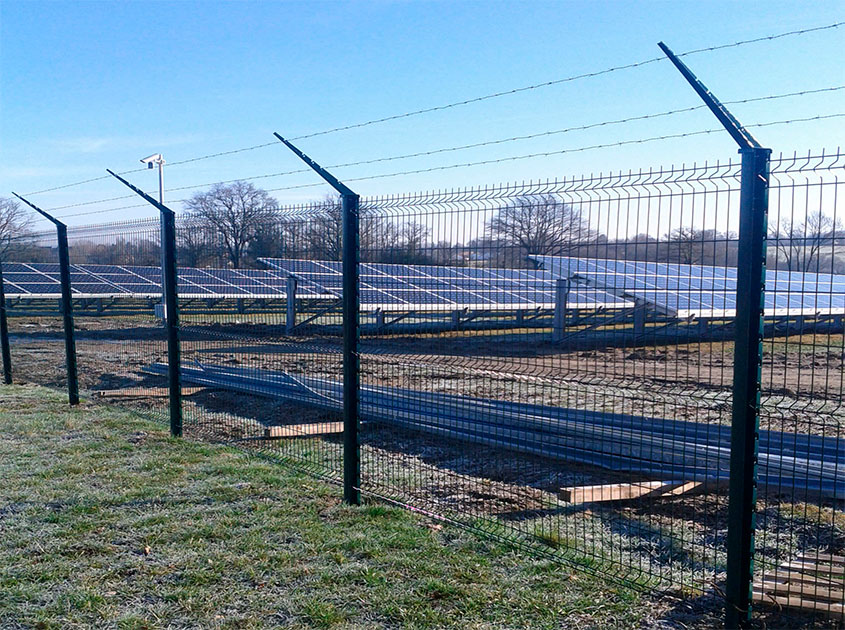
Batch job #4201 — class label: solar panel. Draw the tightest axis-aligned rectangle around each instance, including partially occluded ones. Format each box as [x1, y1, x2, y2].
[531, 255, 845, 318]
[1, 263, 330, 300]
[259, 258, 631, 311]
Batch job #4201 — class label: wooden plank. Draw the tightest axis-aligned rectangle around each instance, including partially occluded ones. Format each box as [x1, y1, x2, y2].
[758, 571, 843, 590]
[97, 387, 206, 399]
[782, 561, 845, 576]
[797, 553, 845, 567]
[559, 480, 703, 504]
[752, 590, 845, 617]
[264, 422, 344, 439]
[755, 578, 845, 602]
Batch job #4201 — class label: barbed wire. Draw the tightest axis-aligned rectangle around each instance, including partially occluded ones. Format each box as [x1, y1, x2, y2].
[22, 171, 140, 196]
[21, 20, 843, 198]
[42, 84, 845, 213]
[267, 113, 845, 189]
[314, 85, 845, 167]
[166, 142, 280, 167]
[45, 112, 843, 221]
[285, 22, 844, 142]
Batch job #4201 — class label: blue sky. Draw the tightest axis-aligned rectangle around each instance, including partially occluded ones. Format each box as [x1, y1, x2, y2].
[1, 0, 843, 228]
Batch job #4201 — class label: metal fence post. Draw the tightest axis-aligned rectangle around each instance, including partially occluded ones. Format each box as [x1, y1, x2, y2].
[0, 258, 12, 385]
[273, 133, 362, 505]
[12, 194, 78, 405]
[342, 191, 361, 505]
[725, 146, 770, 627]
[56, 223, 79, 405]
[160, 210, 183, 437]
[105, 170, 182, 437]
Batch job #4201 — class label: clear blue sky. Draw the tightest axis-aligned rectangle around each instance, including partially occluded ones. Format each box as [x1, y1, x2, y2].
[1, 0, 842, 228]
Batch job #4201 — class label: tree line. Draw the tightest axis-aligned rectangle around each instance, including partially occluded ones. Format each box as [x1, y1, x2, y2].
[1, 185, 841, 273]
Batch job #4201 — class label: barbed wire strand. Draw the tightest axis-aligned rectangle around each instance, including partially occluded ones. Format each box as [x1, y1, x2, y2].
[274, 113, 845, 189]
[21, 20, 843, 197]
[46, 112, 843, 221]
[286, 22, 844, 142]
[43, 84, 845, 213]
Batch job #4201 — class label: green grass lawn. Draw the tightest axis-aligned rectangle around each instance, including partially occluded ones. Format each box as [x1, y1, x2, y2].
[0, 384, 652, 630]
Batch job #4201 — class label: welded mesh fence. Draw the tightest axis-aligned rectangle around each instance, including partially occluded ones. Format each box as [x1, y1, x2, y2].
[68, 225, 166, 421]
[755, 151, 845, 618]
[4, 229, 73, 396]
[175, 207, 344, 481]
[355, 164, 743, 594]
[3, 149, 845, 624]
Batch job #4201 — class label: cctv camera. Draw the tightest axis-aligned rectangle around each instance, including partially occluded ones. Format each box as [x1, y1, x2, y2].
[140, 153, 164, 166]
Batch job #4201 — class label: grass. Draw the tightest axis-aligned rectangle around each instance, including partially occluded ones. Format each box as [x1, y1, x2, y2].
[0, 384, 651, 629]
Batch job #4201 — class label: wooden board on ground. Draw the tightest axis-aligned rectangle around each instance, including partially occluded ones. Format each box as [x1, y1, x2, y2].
[97, 387, 206, 399]
[264, 422, 344, 439]
[559, 480, 707, 504]
[753, 554, 845, 617]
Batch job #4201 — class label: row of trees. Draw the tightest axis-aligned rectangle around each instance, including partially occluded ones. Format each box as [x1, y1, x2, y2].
[176, 184, 442, 268]
[1, 186, 840, 273]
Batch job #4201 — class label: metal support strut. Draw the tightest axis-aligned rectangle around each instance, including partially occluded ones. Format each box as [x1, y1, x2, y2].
[274, 133, 362, 506]
[106, 170, 183, 437]
[659, 42, 769, 629]
[13, 194, 79, 405]
[552, 278, 570, 342]
[285, 276, 297, 334]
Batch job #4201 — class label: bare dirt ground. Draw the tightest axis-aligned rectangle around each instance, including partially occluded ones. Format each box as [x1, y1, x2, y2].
[11, 316, 845, 397]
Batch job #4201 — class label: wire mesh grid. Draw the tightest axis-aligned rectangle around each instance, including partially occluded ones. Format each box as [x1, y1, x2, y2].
[67, 219, 169, 422]
[171, 204, 346, 481]
[753, 150, 845, 620]
[354, 161, 745, 594]
[3, 228, 72, 396]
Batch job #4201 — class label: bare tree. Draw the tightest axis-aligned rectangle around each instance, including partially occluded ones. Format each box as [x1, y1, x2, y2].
[70, 238, 161, 266]
[664, 227, 733, 265]
[429, 240, 466, 266]
[361, 217, 400, 262]
[486, 195, 595, 266]
[305, 195, 343, 260]
[304, 196, 409, 262]
[769, 210, 839, 272]
[177, 217, 218, 267]
[185, 182, 278, 268]
[247, 220, 283, 261]
[279, 216, 311, 259]
[392, 221, 431, 263]
[665, 226, 705, 264]
[0, 197, 34, 258]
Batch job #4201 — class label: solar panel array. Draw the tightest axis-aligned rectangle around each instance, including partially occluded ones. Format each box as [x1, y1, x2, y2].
[531, 255, 845, 318]
[260, 258, 632, 311]
[12, 256, 844, 318]
[1, 263, 329, 299]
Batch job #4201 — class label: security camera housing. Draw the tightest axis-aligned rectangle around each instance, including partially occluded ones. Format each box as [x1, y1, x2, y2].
[140, 153, 164, 166]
